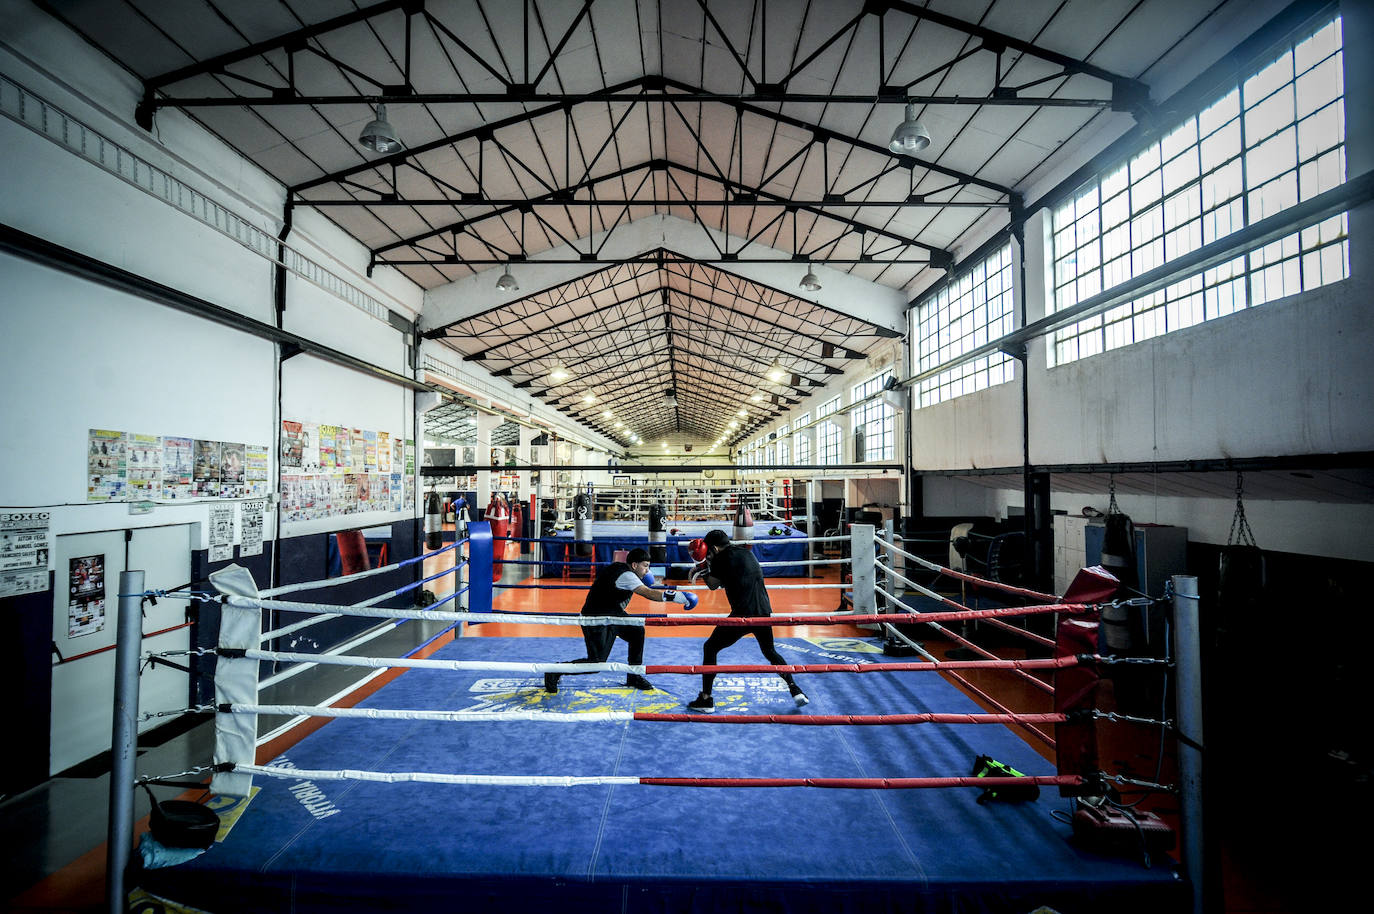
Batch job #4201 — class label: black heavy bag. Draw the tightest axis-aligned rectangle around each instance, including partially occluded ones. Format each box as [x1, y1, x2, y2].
[424, 491, 443, 550]
[574, 486, 593, 556]
[648, 502, 667, 564]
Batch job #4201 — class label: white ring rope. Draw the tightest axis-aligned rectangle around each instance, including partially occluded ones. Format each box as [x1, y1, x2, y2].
[245, 648, 642, 676]
[875, 558, 951, 606]
[877, 622, 938, 662]
[233, 704, 634, 723]
[874, 537, 1059, 603]
[227, 596, 854, 628]
[237, 763, 640, 788]
[259, 542, 461, 598]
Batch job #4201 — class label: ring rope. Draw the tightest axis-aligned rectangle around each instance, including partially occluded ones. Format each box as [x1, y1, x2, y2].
[232, 762, 1082, 791]
[259, 540, 463, 598]
[493, 582, 851, 590]
[876, 538, 1060, 603]
[233, 648, 1084, 677]
[876, 621, 939, 662]
[257, 563, 470, 642]
[229, 594, 1091, 630]
[874, 580, 1059, 658]
[875, 557, 1058, 651]
[223, 704, 1069, 727]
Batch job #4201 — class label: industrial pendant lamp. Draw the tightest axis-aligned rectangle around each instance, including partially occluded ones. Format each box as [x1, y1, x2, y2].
[888, 103, 931, 155]
[799, 263, 822, 292]
[358, 103, 402, 154]
[495, 263, 519, 292]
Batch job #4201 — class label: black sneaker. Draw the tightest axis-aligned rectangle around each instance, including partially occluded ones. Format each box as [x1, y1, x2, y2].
[544, 672, 560, 693]
[686, 692, 714, 713]
[790, 688, 809, 708]
[626, 674, 654, 691]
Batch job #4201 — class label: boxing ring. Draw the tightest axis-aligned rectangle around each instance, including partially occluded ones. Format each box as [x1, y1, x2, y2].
[540, 520, 809, 577]
[108, 523, 1201, 914]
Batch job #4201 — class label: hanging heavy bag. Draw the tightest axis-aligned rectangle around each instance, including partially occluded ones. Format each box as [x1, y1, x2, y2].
[648, 502, 667, 563]
[1217, 472, 1267, 658]
[573, 486, 593, 556]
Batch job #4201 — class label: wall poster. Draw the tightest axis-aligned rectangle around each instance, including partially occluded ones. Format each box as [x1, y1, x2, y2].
[87, 429, 127, 501]
[240, 499, 266, 557]
[0, 510, 50, 598]
[209, 503, 234, 562]
[68, 553, 105, 638]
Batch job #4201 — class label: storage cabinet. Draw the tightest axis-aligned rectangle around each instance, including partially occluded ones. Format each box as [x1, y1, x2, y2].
[1082, 523, 1189, 598]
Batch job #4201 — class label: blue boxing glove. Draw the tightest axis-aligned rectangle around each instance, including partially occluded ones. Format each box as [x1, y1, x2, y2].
[662, 589, 697, 609]
[641, 572, 656, 587]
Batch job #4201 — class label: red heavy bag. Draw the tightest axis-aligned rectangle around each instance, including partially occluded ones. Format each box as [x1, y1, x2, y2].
[336, 530, 370, 576]
[487, 493, 510, 581]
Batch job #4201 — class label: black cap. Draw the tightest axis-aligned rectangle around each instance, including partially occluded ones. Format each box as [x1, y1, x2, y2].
[704, 529, 731, 549]
[626, 548, 650, 564]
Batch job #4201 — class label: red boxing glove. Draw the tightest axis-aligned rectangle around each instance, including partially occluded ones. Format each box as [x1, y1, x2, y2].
[687, 538, 708, 563]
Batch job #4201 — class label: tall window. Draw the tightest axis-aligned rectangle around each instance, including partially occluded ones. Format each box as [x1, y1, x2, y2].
[914, 244, 1016, 408]
[776, 423, 790, 465]
[817, 397, 842, 466]
[851, 371, 895, 461]
[1050, 17, 1346, 365]
[793, 412, 811, 465]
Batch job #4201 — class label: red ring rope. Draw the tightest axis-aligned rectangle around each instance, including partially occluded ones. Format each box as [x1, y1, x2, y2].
[639, 775, 1083, 789]
[644, 656, 1082, 675]
[643, 604, 1093, 627]
[636, 712, 1067, 726]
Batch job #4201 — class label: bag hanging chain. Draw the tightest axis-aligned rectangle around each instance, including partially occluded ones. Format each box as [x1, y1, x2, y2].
[1227, 471, 1258, 548]
[1107, 474, 1121, 515]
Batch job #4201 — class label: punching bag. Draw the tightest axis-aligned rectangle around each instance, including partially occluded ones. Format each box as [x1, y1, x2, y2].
[424, 491, 443, 550]
[648, 502, 667, 564]
[1099, 510, 1137, 652]
[487, 493, 509, 581]
[574, 485, 593, 556]
[733, 494, 754, 549]
[454, 496, 469, 540]
[509, 497, 524, 553]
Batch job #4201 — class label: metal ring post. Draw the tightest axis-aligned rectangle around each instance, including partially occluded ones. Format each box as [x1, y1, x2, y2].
[1171, 574, 1207, 914]
[106, 569, 145, 914]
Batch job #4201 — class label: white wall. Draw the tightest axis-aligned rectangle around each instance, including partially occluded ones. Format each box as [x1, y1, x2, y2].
[0, 253, 276, 544]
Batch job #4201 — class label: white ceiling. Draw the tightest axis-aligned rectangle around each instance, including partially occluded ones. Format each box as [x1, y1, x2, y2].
[45, 0, 1262, 445]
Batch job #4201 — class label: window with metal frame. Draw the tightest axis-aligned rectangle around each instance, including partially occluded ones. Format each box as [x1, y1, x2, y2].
[817, 397, 842, 466]
[1049, 16, 1346, 366]
[777, 423, 790, 465]
[850, 371, 895, 462]
[792, 413, 811, 465]
[914, 244, 1016, 408]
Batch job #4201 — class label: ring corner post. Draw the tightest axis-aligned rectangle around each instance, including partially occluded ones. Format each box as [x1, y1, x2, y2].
[107, 569, 145, 914]
[468, 520, 494, 614]
[1171, 574, 1209, 914]
[851, 523, 876, 617]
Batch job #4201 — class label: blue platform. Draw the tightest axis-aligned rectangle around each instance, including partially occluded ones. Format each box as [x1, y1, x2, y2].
[542, 520, 808, 577]
[139, 636, 1183, 913]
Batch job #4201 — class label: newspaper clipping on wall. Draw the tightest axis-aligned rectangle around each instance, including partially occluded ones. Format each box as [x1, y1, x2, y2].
[0, 511, 50, 598]
[209, 503, 234, 562]
[240, 499, 266, 557]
